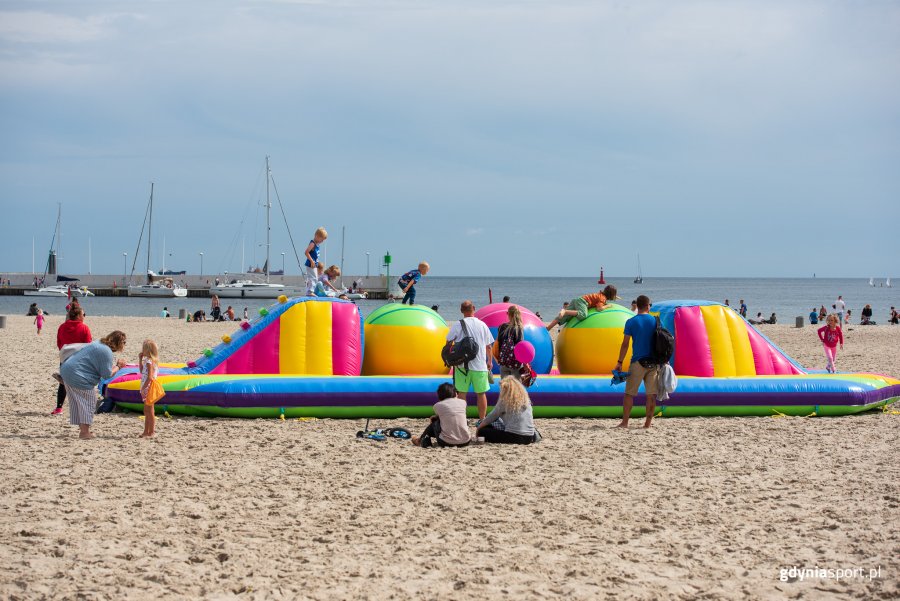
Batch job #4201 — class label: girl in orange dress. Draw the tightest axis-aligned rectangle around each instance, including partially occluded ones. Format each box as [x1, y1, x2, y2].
[139, 339, 165, 438]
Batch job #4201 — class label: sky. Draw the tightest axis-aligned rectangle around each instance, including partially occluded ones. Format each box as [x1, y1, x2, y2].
[1, 0, 898, 278]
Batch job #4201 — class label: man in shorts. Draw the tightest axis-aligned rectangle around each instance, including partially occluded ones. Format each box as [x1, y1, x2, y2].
[615, 295, 658, 429]
[446, 300, 495, 420]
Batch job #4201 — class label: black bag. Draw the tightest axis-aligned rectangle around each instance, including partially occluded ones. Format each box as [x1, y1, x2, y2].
[650, 315, 674, 365]
[441, 319, 480, 368]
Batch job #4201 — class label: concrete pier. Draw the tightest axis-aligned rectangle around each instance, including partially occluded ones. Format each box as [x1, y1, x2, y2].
[0, 273, 390, 299]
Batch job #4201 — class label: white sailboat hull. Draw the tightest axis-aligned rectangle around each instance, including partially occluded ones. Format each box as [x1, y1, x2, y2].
[210, 283, 299, 299]
[127, 285, 188, 298]
[25, 285, 94, 297]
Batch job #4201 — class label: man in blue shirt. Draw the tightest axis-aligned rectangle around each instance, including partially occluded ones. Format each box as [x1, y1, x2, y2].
[615, 295, 659, 429]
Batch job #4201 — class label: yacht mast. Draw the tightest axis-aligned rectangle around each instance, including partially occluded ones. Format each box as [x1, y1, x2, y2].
[265, 156, 271, 283]
[147, 183, 154, 283]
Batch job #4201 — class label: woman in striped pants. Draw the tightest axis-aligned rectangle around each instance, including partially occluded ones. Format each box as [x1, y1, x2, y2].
[59, 331, 127, 439]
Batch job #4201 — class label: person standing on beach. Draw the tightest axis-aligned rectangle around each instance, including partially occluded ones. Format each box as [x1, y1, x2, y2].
[496, 305, 526, 382]
[817, 314, 844, 373]
[834, 295, 846, 325]
[59, 331, 127, 439]
[615, 295, 658, 429]
[739, 299, 748, 318]
[304, 227, 328, 296]
[34, 309, 44, 335]
[53, 308, 92, 415]
[398, 262, 430, 305]
[447, 300, 494, 420]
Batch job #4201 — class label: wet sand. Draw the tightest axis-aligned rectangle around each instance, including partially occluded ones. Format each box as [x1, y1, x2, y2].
[1, 315, 898, 600]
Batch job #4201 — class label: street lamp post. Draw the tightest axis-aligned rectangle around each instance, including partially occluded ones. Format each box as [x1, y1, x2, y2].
[199, 252, 204, 278]
[281, 252, 286, 277]
[123, 252, 127, 279]
[366, 251, 370, 278]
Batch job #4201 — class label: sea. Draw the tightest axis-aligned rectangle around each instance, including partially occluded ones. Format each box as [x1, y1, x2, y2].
[4, 277, 899, 324]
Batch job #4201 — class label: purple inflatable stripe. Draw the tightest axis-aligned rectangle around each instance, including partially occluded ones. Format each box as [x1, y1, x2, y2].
[108, 385, 899, 409]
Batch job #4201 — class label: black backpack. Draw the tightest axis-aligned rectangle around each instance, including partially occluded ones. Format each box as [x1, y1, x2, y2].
[441, 319, 480, 369]
[651, 315, 675, 365]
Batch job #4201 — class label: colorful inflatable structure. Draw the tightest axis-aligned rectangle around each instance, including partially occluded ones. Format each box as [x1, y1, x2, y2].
[105, 297, 899, 419]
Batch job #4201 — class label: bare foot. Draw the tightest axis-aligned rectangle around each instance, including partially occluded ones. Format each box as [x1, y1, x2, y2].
[141, 433, 156, 438]
[79, 433, 95, 440]
[411, 436, 421, 446]
[614, 421, 629, 429]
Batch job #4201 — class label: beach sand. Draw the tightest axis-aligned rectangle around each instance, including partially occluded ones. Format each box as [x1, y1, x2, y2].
[1, 314, 898, 600]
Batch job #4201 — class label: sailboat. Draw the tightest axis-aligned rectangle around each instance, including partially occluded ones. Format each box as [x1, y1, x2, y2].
[128, 184, 187, 297]
[26, 204, 94, 297]
[869, 278, 875, 287]
[887, 278, 892, 288]
[633, 254, 643, 284]
[211, 157, 299, 299]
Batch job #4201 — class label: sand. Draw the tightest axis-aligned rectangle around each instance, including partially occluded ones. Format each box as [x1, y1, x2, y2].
[1, 314, 898, 600]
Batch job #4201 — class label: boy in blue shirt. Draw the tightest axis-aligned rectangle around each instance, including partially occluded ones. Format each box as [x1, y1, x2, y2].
[304, 227, 328, 296]
[398, 261, 430, 305]
[615, 295, 658, 429]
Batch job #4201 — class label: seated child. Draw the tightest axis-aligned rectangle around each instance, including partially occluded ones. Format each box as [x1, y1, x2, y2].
[411, 382, 470, 448]
[476, 377, 538, 445]
[545, 285, 618, 330]
[315, 264, 341, 297]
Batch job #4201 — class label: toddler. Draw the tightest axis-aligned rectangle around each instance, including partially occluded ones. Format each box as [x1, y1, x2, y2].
[397, 262, 430, 305]
[304, 227, 328, 296]
[34, 308, 44, 335]
[139, 339, 166, 437]
[817, 314, 844, 373]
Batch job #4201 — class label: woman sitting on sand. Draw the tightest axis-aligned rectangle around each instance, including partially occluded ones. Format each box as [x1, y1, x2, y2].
[59, 331, 127, 439]
[476, 377, 538, 445]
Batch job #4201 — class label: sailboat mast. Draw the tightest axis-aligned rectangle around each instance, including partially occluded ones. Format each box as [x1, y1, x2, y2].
[56, 203, 61, 276]
[147, 183, 154, 282]
[265, 156, 271, 283]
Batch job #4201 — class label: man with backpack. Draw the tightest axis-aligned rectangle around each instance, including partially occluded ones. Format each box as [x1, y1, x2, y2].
[445, 300, 494, 420]
[614, 295, 660, 429]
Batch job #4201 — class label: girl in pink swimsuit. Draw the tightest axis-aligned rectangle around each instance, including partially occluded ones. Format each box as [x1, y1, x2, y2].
[817, 314, 844, 373]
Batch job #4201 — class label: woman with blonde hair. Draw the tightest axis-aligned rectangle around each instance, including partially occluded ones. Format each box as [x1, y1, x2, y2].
[476, 376, 538, 444]
[59, 330, 127, 439]
[496, 305, 525, 381]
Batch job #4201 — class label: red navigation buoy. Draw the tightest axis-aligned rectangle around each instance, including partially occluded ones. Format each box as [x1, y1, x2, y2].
[598, 267, 606, 285]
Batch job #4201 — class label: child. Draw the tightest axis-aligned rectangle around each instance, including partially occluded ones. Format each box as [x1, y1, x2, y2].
[817, 314, 844, 373]
[139, 339, 166, 437]
[545, 285, 618, 331]
[398, 262, 430, 305]
[316, 265, 341, 296]
[411, 382, 470, 448]
[243, 307, 249, 320]
[304, 227, 328, 296]
[34, 308, 44, 335]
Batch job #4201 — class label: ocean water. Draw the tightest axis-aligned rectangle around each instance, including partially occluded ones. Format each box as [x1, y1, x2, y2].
[4, 277, 898, 323]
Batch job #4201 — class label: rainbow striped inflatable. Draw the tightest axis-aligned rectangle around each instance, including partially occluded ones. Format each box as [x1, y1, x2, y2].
[104, 298, 900, 418]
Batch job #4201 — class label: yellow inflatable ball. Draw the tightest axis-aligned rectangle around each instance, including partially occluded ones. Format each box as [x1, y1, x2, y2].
[556, 304, 634, 374]
[362, 304, 450, 376]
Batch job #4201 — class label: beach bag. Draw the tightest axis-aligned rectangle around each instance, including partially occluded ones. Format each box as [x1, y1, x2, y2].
[144, 379, 166, 405]
[59, 342, 91, 364]
[441, 320, 479, 369]
[497, 326, 521, 369]
[650, 316, 674, 365]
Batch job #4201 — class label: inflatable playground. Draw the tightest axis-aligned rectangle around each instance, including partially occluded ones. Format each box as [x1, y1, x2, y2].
[104, 297, 900, 419]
